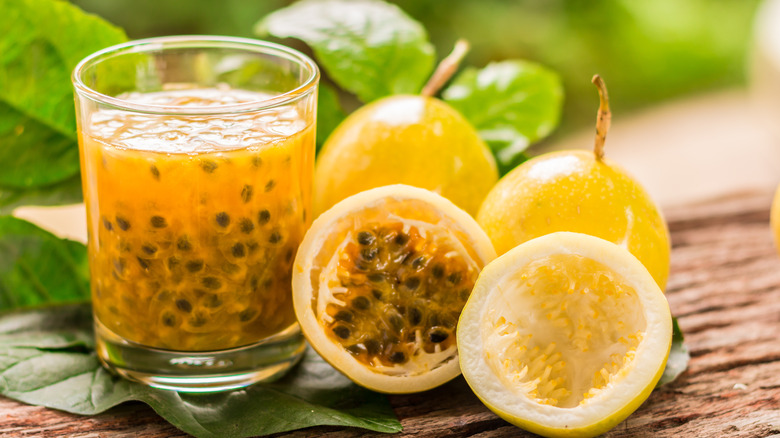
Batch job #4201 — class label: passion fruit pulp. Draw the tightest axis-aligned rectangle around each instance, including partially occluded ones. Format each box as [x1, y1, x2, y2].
[293, 185, 496, 393]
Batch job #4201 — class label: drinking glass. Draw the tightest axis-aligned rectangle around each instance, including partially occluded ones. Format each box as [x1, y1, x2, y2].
[72, 36, 319, 392]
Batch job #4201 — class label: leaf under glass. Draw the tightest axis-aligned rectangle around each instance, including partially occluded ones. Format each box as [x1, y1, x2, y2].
[0, 304, 401, 437]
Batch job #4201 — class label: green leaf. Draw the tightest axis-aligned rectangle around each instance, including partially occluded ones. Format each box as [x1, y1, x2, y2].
[316, 83, 346, 152]
[443, 60, 564, 175]
[0, 103, 79, 189]
[657, 316, 689, 386]
[0, 0, 126, 193]
[0, 174, 83, 215]
[0, 216, 90, 311]
[0, 304, 402, 437]
[256, 0, 435, 103]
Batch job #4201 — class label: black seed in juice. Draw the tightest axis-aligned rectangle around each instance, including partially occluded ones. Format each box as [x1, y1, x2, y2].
[113, 258, 126, 274]
[258, 209, 271, 224]
[177, 236, 192, 251]
[231, 242, 246, 258]
[333, 325, 351, 339]
[286, 248, 294, 263]
[185, 260, 204, 272]
[429, 329, 449, 343]
[390, 315, 404, 331]
[137, 257, 150, 269]
[240, 184, 254, 203]
[335, 310, 354, 323]
[204, 294, 222, 308]
[346, 344, 365, 355]
[200, 160, 218, 173]
[167, 256, 180, 270]
[141, 244, 157, 255]
[176, 299, 193, 313]
[222, 262, 240, 274]
[264, 180, 276, 192]
[150, 164, 160, 180]
[447, 272, 462, 285]
[252, 156, 263, 167]
[372, 289, 383, 300]
[360, 247, 377, 261]
[412, 256, 426, 269]
[239, 218, 254, 234]
[368, 273, 384, 283]
[365, 339, 381, 355]
[268, 231, 282, 244]
[357, 231, 374, 246]
[162, 312, 177, 327]
[215, 212, 230, 227]
[150, 215, 167, 228]
[239, 308, 257, 322]
[432, 264, 445, 278]
[102, 218, 113, 231]
[442, 314, 457, 329]
[394, 233, 409, 246]
[202, 277, 222, 290]
[459, 288, 471, 301]
[409, 307, 422, 325]
[352, 296, 370, 310]
[189, 314, 207, 327]
[263, 278, 273, 290]
[389, 351, 406, 364]
[115, 216, 130, 231]
[404, 277, 421, 290]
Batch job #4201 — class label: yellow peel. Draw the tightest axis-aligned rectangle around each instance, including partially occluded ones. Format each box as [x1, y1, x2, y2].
[294, 184, 496, 393]
[458, 232, 672, 437]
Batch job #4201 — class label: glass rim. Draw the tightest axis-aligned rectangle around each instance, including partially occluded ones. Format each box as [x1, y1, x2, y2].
[72, 35, 320, 115]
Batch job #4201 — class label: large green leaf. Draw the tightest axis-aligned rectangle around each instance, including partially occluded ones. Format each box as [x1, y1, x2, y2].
[0, 216, 90, 310]
[0, 304, 402, 437]
[316, 83, 347, 152]
[256, 0, 435, 103]
[443, 60, 563, 175]
[0, 175, 83, 215]
[0, 0, 126, 193]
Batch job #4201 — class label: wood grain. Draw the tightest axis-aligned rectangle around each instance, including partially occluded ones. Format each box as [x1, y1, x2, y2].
[1, 191, 779, 438]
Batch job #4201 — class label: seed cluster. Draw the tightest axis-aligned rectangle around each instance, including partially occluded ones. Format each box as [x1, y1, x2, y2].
[83, 114, 315, 352]
[325, 222, 478, 367]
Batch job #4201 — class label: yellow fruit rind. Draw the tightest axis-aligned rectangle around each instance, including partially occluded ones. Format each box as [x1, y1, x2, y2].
[294, 184, 496, 393]
[458, 232, 672, 437]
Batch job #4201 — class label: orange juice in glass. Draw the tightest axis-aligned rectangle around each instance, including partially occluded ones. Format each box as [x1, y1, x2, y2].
[72, 37, 318, 392]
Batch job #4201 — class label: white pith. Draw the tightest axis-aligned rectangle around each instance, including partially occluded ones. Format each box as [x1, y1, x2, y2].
[294, 185, 496, 393]
[481, 254, 646, 409]
[458, 232, 672, 433]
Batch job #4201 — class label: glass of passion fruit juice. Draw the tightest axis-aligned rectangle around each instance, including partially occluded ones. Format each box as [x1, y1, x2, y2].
[72, 36, 318, 391]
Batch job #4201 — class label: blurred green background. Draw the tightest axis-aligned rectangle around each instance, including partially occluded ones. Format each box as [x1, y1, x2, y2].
[72, 0, 761, 137]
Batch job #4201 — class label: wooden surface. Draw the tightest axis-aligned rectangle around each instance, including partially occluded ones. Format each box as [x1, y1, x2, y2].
[2, 191, 779, 437]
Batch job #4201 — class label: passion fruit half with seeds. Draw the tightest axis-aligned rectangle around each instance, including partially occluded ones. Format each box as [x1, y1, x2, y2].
[293, 184, 496, 393]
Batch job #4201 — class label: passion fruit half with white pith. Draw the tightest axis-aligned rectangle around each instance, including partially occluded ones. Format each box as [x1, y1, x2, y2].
[458, 232, 672, 438]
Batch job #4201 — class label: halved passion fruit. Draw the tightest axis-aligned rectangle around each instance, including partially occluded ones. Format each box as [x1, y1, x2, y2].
[458, 232, 672, 437]
[292, 185, 496, 393]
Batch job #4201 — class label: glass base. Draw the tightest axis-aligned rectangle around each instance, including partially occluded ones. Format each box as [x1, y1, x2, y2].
[95, 319, 306, 393]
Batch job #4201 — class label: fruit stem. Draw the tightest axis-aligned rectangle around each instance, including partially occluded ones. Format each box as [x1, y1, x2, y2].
[421, 39, 470, 97]
[592, 74, 611, 161]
